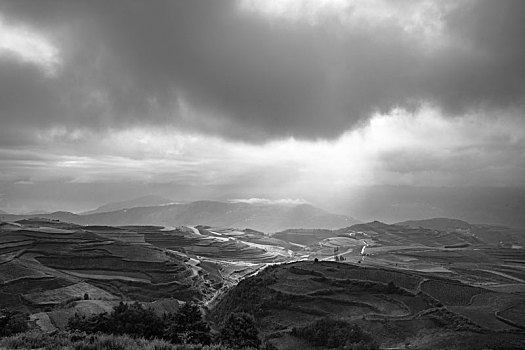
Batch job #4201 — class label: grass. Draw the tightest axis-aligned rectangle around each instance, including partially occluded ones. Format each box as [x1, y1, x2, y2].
[0, 331, 238, 350]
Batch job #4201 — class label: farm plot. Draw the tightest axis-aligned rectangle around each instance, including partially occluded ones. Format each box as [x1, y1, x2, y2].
[0, 240, 34, 253]
[314, 262, 423, 292]
[36, 255, 185, 276]
[73, 242, 168, 262]
[63, 270, 152, 283]
[313, 293, 409, 316]
[498, 301, 525, 329]
[483, 284, 525, 293]
[391, 294, 435, 314]
[1, 277, 73, 295]
[450, 267, 517, 284]
[85, 226, 146, 243]
[270, 278, 331, 295]
[397, 249, 493, 265]
[47, 299, 118, 329]
[0, 260, 49, 283]
[291, 299, 377, 318]
[23, 281, 117, 305]
[30, 312, 57, 333]
[486, 248, 525, 264]
[448, 305, 514, 331]
[420, 279, 487, 305]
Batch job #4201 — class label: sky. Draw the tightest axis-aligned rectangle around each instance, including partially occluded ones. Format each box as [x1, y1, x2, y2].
[0, 0, 525, 217]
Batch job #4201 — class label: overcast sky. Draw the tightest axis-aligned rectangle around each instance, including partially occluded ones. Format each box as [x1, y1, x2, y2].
[1, 0, 525, 214]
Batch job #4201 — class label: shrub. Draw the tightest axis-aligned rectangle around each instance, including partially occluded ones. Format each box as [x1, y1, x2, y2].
[0, 309, 29, 337]
[164, 302, 211, 345]
[68, 301, 212, 345]
[68, 302, 164, 339]
[292, 318, 378, 350]
[218, 313, 260, 349]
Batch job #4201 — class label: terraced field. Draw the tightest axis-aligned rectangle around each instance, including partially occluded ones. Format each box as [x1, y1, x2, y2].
[420, 279, 487, 305]
[2, 216, 524, 349]
[22, 282, 117, 305]
[212, 260, 525, 349]
[144, 226, 292, 263]
[213, 261, 436, 326]
[0, 219, 207, 323]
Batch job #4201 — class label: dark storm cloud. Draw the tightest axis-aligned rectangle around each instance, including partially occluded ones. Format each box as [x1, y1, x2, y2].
[1, 0, 524, 141]
[427, 0, 525, 114]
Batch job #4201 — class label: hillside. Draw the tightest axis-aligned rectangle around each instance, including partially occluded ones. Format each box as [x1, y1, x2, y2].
[397, 218, 525, 246]
[212, 260, 525, 350]
[0, 218, 209, 332]
[2, 217, 524, 346]
[397, 218, 473, 231]
[0, 218, 302, 333]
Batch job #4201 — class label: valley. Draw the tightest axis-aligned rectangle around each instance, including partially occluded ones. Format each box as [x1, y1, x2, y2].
[1, 214, 525, 349]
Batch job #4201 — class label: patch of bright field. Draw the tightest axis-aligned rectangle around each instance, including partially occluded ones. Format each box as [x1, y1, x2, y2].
[23, 281, 117, 305]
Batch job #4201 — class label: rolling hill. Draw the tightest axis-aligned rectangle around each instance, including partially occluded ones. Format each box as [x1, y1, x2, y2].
[0, 218, 208, 320]
[212, 260, 525, 350]
[397, 218, 473, 231]
[397, 218, 525, 246]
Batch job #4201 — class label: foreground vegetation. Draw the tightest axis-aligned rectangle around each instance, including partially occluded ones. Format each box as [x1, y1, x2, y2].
[67, 302, 271, 349]
[0, 310, 28, 337]
[292, 318, 379, 350]
[0, 302, 274, 350]
[0, 331, 236, 350]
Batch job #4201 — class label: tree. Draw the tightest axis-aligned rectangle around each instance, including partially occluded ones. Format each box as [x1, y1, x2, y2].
[218, 312, 260, 349]
[164, 302, 211, 344]
[68, 302, 164, 339]
[0, 309, 28, 337]
[292, 318, 378, 349]
[109, 302, 164, 339]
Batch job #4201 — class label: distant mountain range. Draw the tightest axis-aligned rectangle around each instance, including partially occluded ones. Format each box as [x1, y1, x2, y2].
[330, 185, 525, 228]
[81, 195, 174, 214]
[1, 200, 359, 233]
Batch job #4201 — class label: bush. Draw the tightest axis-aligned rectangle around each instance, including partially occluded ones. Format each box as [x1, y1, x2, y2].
[68, 301, 212, 345]
[0, 309, 29, 337]
[68, 301, 164, 339]
[218, 313, 260, 350]
[164, 302, 211, 345]
[292, 318, 378, 350]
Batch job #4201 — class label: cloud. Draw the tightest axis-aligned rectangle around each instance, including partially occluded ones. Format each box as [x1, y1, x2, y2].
[229, 198, 309, 205]
[1, 0, 525, 213]
[0, 14, 60, 74]
[0, 0, 524, 142]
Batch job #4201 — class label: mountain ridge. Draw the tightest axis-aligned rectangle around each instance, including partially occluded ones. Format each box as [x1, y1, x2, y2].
[2, 200, 359, 233]
[81, 195, 174, 215]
